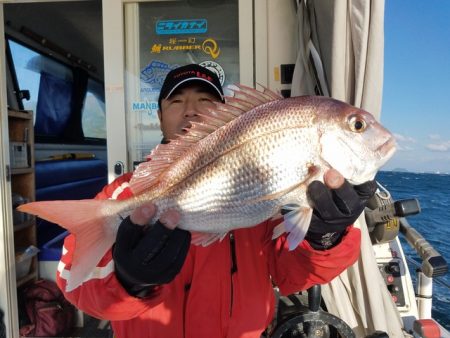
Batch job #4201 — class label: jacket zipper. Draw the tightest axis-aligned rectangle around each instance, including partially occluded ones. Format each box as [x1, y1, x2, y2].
[229, 232, 237, 316]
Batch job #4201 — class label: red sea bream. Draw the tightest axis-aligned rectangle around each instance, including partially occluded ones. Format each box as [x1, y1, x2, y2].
[19, 85, 396, 290]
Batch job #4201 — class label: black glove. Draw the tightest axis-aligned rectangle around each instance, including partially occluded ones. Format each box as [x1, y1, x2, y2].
[113, 216, 191, 297]
[305, 179, 377, 250]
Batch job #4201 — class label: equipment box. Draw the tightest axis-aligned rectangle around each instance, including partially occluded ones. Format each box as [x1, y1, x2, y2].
[15, 246, 39, 279]
[9, 142, 28, 168]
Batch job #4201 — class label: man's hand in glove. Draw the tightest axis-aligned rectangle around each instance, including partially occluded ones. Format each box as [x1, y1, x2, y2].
[305, 169, 377, 250]
[113, 203, 191, 297]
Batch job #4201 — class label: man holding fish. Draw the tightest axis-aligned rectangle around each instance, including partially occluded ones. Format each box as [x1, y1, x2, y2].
[20, 64, 396, 337]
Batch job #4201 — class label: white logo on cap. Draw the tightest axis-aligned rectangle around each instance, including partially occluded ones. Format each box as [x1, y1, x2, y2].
[199, 61, 225, 86]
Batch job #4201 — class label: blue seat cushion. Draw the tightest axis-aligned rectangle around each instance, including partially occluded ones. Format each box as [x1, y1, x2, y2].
[35, 158, 107, 190]
[35, 158, 107, 248]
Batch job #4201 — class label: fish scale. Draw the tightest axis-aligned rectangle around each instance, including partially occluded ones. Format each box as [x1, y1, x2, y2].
[153, 125, 321, 233]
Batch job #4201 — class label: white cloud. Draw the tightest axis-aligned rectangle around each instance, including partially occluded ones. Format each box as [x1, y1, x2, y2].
[399, 145, 415, 151]
[394, 133, 416, 143]
[426, 141, 450, 152]
[392, 133, 450, 153]
[428, 134, 441, 140]
[393, 133, 416, 151]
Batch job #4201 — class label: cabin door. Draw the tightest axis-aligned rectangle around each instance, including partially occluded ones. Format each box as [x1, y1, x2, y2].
[103, 0, 254, 175]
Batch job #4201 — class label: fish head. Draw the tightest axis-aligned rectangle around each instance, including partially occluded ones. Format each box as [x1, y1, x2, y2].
[317, 99, 397, 184]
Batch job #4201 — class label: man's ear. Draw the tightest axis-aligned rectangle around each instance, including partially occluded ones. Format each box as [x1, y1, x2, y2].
[157, 109, 163, 122]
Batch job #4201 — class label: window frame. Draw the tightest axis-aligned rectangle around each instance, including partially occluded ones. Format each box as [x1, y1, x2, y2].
[6, 35, 106, 146]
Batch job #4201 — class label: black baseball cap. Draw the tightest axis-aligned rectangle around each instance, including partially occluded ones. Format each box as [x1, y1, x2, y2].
[158, 64, 224, 108]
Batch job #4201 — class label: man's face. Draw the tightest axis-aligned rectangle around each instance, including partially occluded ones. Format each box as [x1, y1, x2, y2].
[158, 84, 221, 141]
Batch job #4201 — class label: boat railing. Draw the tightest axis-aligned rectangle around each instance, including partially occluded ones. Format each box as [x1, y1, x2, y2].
[398, 218, 449, 319]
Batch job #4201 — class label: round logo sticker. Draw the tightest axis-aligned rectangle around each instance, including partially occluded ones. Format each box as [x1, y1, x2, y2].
[199, 61, 226, 86]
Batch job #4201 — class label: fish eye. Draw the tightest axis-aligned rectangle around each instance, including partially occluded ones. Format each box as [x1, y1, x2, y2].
[348, 114, 367, 133]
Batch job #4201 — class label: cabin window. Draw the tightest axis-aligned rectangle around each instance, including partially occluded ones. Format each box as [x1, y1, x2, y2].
[6, 38, 106, 145]
[82, 78, 106, 139]
[8, 40, 42, 114]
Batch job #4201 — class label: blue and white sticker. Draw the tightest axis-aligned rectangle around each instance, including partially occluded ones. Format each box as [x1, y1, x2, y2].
[140, 60, 179, 88]
[156, 19, 207, 35]
[200, 61, 225, 86]
[139, 61, 178, 117]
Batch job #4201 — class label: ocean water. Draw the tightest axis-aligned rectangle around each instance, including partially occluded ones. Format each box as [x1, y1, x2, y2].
[376, 171, 450, 330]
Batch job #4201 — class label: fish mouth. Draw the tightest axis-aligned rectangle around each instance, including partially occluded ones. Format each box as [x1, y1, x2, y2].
[377, 137, 397, 158]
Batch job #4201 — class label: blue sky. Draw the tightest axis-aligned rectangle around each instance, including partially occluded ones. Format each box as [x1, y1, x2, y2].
[381, 1, 450, 173]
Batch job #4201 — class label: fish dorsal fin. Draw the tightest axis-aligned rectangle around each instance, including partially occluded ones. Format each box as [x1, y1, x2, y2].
[129, 84, 282, 195]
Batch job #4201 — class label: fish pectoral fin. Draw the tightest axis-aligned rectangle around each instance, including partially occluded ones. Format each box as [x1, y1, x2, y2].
[272, 206, 313, 251]
[272, 223, 286, 240]
[191, 232, 228, 247]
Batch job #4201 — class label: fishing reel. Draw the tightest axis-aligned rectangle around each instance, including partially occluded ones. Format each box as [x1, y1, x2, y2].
[364, 184, 421, 244]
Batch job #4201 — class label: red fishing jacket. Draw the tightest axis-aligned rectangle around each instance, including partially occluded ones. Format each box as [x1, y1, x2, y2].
[56, 172, 361, 338]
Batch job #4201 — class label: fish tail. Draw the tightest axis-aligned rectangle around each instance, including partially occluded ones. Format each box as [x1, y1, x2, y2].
[18, 200, 121, 290]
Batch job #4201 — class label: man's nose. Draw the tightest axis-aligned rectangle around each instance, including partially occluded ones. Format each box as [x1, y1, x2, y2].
[183, 101, 200, 118]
